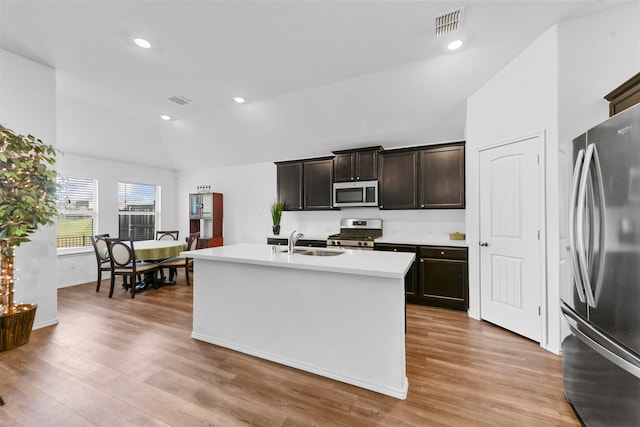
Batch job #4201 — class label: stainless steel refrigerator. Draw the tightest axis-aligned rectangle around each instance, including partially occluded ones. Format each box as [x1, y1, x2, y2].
[561, 102, 640, 426]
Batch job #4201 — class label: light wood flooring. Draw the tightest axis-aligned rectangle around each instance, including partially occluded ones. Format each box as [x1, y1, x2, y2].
[0, 271, 579, 426]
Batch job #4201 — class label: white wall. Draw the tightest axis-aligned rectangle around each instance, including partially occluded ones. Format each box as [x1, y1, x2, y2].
[466, 26, 559, 351]
[466, 2, 640, 354]
[0, 49, 58, 328]
[177, 161, 465, 247]
[56, 153, 178, 287]
[558, 3, 640, 151]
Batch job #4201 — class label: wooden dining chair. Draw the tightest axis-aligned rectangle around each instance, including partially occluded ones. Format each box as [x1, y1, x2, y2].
[156, 230, 179, 241]
[91, 233, 111, 292]
[105, 238, 160, 298]
[159, 232, 199, 286]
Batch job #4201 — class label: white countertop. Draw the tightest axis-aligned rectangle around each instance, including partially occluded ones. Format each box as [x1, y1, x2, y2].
[266, 234, 328, 241]
[183, 243, 415, 279]
[267, 234, 468, 247]
[375, 236, 468, 247]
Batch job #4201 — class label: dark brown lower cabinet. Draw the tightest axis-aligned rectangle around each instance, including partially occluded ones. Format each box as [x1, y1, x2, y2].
[375, 243, 468, 311]
[419, 246, 468, 311]
[266, 238, 327, 248]
[373, 243, 418, 301]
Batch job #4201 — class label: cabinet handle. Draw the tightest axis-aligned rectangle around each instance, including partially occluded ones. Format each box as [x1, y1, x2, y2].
[479, 242, 489, 247]
[441, 251, 445, 255]
[393, 249, 397, 252]
[356, 176, 360, 180]
[421, 204, 425, 208]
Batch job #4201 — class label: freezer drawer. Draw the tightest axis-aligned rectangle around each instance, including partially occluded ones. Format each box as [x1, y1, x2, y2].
[563, 334, 640, 427]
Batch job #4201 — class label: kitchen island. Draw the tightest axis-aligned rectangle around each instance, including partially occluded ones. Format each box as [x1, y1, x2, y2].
[182, 243, 415, 399]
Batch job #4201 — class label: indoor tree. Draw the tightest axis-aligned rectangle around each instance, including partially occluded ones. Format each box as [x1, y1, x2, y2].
[0, 124, 57, 316]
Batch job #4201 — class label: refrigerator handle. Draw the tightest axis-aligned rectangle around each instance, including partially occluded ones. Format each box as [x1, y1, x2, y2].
[577, 144, 597, 308]
[569, 148, 587, 303]
[590, 144, 607, 306]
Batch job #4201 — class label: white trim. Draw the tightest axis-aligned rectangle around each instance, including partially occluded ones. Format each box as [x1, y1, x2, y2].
[57, 247, 93, 256]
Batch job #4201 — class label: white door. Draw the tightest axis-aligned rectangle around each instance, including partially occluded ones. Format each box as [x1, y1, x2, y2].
[479, 135, 542, 342]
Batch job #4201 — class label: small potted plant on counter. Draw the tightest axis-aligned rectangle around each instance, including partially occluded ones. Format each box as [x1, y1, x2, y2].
[0, 124, 58, 352]
[271, 201, 285, 236]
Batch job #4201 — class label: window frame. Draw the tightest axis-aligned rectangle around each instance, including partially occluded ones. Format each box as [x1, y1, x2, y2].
[56, 175, 98, 254]
[117, 181, 160, 241]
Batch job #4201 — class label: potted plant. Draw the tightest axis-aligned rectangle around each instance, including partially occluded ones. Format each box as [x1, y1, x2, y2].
[270, 201, 285, 235]
[0, 124, 57, 352]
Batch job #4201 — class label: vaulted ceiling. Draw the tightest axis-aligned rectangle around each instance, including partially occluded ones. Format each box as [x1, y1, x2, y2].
[0, 1, 626, 170]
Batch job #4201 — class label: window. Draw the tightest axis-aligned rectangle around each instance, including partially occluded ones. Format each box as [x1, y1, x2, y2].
[118, 182, 159, 241]
[56, 176, 97, 249]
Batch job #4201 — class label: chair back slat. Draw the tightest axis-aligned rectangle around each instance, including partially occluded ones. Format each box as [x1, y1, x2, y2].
[188, 232, 200, 251]
[91, 233, 110, 262]
[106, 238, 135, 267]
[157, 230, 179, 241]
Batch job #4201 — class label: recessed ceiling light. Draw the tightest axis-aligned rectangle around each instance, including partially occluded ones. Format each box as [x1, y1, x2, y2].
[134, 38, 152, 49]
[448, 40, 463, 51]
[160, 115, 172, 121]
[233, 97, 245, 104]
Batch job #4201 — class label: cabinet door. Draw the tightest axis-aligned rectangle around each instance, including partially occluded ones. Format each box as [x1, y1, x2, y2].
[333, 153, 354, 182]
[355, 149, 378, 181]
[303, 158, 333, 210]
[419, 247, 468, 311]
[277, 162, 303, 211]
[379, 150, 418, 209]
[374, 243, 418, 299]
[419, 144, 465, 209]
[189, 194, 201, 218]
[200, 193, 213, 218]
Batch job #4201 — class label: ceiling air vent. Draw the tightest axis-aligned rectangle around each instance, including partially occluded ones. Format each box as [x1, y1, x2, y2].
[434, 7, 465, 37]
[167, 94, 192, 106]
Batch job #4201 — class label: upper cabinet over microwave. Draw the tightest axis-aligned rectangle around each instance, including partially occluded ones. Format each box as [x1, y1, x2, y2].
[332, 146, 382, 182]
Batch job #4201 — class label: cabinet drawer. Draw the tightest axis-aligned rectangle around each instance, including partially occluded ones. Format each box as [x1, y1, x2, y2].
[419, 246, 467, 260]
[374, 243, 417, 253]
[267, 238, 327, 248]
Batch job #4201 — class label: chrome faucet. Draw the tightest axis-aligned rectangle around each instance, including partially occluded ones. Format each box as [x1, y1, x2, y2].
[288, 229, 303, 254]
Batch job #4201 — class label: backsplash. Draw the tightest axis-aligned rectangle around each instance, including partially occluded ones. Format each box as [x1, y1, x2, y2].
[277, 208, 465, 241]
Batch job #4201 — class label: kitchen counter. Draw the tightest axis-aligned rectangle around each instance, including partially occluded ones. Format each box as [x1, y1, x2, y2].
[183, 243, 412, 399]
[184, 243, 414, 279]
[375, 236, 468, 247]
[266, 233, 328, 241]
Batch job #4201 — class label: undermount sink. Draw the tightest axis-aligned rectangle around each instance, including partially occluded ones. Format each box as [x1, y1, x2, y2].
[278, 248, 344, 256]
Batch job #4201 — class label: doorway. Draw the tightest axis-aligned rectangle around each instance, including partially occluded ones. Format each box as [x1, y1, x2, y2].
[478, 134, 544, 342]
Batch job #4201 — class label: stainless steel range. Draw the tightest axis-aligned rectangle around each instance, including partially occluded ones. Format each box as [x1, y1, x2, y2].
[327, 218, 382, 250]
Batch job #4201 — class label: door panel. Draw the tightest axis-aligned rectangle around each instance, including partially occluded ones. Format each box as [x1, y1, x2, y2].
[479, 136, 541, 342]
[490, 255, 523, 309]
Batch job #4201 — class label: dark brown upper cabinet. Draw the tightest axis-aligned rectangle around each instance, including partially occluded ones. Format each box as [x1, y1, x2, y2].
[379, 149, 419, 209]
[303, 157, 334, 210]
[276, 157, 335, 211]
[604, 72, 640, 117]
[276, 160, 303, 211]
[332, 146, 381, 182]
[419, 143, 465, 209]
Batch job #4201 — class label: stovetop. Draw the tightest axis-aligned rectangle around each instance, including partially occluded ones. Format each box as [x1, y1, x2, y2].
[327, 219, 382, 248]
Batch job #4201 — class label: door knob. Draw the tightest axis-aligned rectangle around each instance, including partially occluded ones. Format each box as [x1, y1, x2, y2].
[479, 242, 489, 247]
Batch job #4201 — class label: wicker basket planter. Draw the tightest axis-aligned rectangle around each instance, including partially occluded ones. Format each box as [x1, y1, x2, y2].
[0, 303, 37, 352]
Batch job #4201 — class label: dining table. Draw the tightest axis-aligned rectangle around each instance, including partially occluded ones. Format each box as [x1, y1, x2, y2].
[133, 239, 187, 288]
[134, 239, 186, 261]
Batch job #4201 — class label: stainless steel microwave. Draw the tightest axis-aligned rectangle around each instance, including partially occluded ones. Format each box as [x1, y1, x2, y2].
[333, 180, 378, 208]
